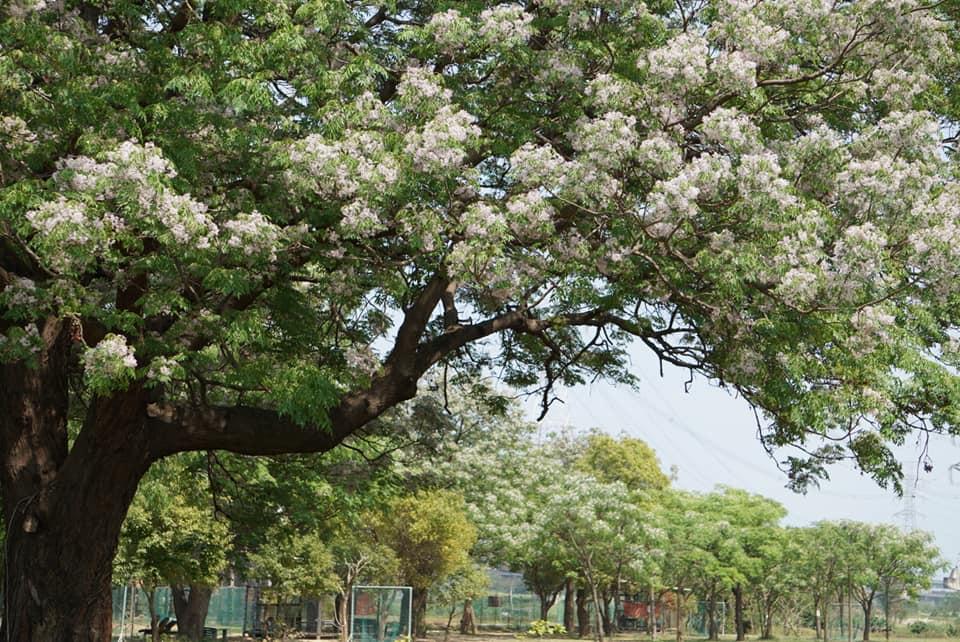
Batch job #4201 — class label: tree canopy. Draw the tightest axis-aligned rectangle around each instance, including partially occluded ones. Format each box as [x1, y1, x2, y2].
[3, 0, 960, 639]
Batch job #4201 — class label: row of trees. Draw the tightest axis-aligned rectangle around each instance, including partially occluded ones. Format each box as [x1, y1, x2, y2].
[114, 387, 943, 642]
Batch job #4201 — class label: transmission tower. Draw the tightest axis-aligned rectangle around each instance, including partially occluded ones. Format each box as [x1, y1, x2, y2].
[893, 460, 924, 531]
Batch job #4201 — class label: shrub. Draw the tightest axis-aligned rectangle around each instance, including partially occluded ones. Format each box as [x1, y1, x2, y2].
[520, 621, 567, 638]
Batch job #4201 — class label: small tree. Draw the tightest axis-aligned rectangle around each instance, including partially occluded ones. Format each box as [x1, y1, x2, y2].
[114, 461, 230, 642]
[434, 564, 490, 640]
[379, 489, 478, 637]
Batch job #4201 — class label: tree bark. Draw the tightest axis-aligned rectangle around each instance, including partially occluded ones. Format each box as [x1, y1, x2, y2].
[734, 585, 745, 641]
[339, 592, 351, 642]
[862, 601, 873, 642]
[172, 584, 214, 641]
[459, 598, 476, 634]
[412, 587, 429, 638]
[0, 272, 464, 640]
[563, 579, 575, 634]
[576, 588, 591, 638]
[0, 319, 154, 642]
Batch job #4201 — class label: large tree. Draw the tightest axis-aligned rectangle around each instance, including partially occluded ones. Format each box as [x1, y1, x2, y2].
[3, 1, 960, 639]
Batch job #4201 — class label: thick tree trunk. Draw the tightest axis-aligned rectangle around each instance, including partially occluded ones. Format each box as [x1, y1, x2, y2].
[459, 598, 476, 634]
[734, 585, 745, 641]
[862, 601, 873, 642]
[0, 319, 154, 642]
[576, 588, 591, 638]
[412, 587, 429, 638]
[563, 579, 575, 634]
[172, 584, 214, 640]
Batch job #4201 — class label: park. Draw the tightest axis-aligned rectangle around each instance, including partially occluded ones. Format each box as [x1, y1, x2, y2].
[1, 0, 960, 640]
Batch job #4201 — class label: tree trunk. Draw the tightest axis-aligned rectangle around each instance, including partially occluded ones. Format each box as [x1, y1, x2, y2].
[145, 586, 160, 642]
[883, 584, 891, 641]
[675, 589, 685, 642]
[0, 320, 155, 642]
[538, 590, 558, 621]
[445, 603, 457, 642]
[172, 584, 214, 641]
[588, 580, 605, 642]
[734, 585, 745, 641]
[577, 588, 591, 638]
[412, 587, 429, 638]
[706, 596, 718, 641]
[815, 595, 822, 641]
[761, 603, 774, 640]
[339, 592, 351, 642]
[563, 579, 575, 634]
[459, 598, 476, 634]
[862, 601, 872, 642]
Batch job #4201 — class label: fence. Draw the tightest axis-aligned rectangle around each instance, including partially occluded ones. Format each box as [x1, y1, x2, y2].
[111, 586, 247, 639]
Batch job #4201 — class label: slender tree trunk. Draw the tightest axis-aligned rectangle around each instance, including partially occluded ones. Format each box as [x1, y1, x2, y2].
[444, 603, 457, 642]
[762, 603, 774, 639]
[145, 586, 160, 642]
[588, 580, 605, 642]
[339, 592, 351, 642]
[563, 579, 575, 634]
[883, 584, 891, 641]
[172, 584, 214, 641]
[538, 590, 558, 621]
[459, 598, 476, 634]
[706, 598, 718, 641]
[675, 589, 685, 642]
[734, 585, 745, 641]
[862, 601, 873, 642]
[815, 595, 822, 641]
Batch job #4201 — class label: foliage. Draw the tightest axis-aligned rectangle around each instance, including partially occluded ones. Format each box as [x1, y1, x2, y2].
[575, 431, 671, 492]
[114, 457, 230, 590]
[246, 527, 339, 602]
[378, 489, 477, 592]
[520, 620, 568, 638]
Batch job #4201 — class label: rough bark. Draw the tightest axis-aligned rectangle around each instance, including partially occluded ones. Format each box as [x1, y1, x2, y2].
[576, 588, 591, 638]
[563, 579, 575, 634]
[0, 271, 503, 640]
[734, 585, 745, 641]
[459, 598, 476, 634]
[172, 584, 214, 641]
[412, 587, 429, 638]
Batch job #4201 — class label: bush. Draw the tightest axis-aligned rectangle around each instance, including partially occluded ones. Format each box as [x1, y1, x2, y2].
[908, 621, 928, 635]
[519, 621, 567, 638]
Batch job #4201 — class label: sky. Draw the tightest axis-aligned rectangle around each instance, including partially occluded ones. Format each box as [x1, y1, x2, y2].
[525, 343, 960, 572]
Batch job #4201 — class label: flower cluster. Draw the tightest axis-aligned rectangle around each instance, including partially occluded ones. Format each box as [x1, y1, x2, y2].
[288, 131, 400, 200]
[568, 111, 638, 171]
[403, 106, 480, 172]
[83, 334, 138, 394]
[339, 200, 385, 238]
[478, 5, 534, 47]
[223, 211, 283, 261]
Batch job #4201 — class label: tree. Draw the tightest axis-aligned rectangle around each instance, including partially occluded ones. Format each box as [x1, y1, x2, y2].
[846, 525, 943, 642]
[542, 473, 660, 642]
[378, 489, 477, 638]
[433, 563, 489, 641]
[114, 458, 231, 642]
[576, 432, 671, 492]
[3, 1, 960, 638]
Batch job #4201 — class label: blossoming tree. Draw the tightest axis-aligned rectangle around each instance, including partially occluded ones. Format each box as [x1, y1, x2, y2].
[2, 0, 960, 639]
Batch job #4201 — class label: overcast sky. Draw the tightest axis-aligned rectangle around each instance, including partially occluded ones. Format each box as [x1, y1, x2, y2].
[526, 344, 960, 571]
